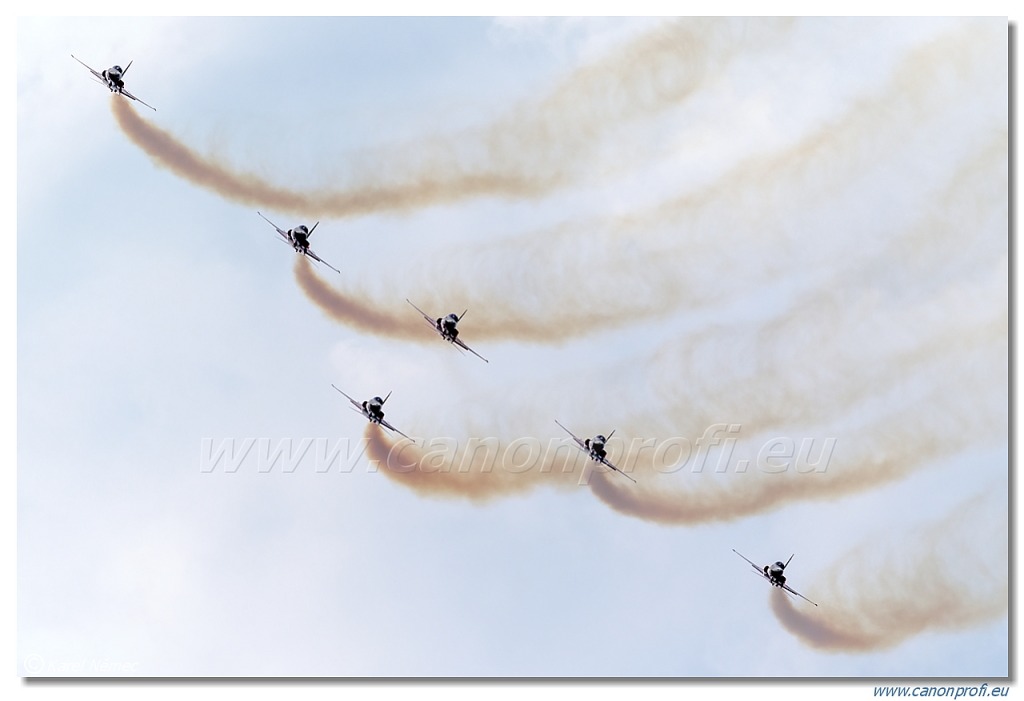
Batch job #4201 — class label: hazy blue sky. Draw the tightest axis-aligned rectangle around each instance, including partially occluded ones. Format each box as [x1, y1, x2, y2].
[15, 14, 1009, 685]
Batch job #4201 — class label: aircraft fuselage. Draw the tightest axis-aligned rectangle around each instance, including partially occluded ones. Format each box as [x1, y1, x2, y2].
[288, 228, 310, 252]
[437, 316, 459, 341]
[101, 66, 126, 91]
[363, 398, 385, 422]
[765, 563, 787, 585]
[584, 437, 608, 461]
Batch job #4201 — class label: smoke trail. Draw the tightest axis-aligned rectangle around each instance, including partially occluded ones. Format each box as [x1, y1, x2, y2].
[295, 128, 1004, 347]
[293, 257, 422, 340]
[113, 96, 544, 213]
[363, 423, 592, 501]
[357, 313, 1004, 512]
[292, 24, 1004, 343]
[640, 263, 1007, 440]
[113, 19, 792, 218]
[587, 325, 1006, 524]
[771, 493, 1007, 651]
[113, 97, 331, 212]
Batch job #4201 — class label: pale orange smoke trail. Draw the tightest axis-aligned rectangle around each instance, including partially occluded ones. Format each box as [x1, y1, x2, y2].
[292, 249, 639, 344]
[112, 97, 540, 216]
[587, 328, 1005, 524]
[112, 19, 791, 218]
[293, 257, 422, 340]
[357, 319, 1004, 517]
[770, 493, 1007, 652]
[638, 266, 1007, 441]
[289, 25, 1004, 344]
[363, 423, 592, 502]
[113, 97, 323, 212]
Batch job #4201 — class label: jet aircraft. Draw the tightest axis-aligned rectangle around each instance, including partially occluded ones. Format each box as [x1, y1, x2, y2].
[332, 385, 413, 441]
[555, 420, 636, 483]
[71, 55, 156, 111]
[732, 550, 818, 606]
[258, 212, 340, 273]
[406, 299, 488, 363]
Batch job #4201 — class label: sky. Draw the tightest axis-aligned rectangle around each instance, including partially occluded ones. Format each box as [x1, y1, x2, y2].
[14, 13, 1010, 685]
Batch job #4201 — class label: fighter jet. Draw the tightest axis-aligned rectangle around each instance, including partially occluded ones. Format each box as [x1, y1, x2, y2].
[332, 385, 413, 441]
[258, 212, 340, 274]
[71, 55, 156, 111]
[555, 420, 636, 483]
[732, 550, 818, 606]
[406, 299, 488, 363]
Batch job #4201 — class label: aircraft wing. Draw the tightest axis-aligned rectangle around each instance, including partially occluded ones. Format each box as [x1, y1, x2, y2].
[305, 248, 341, 274]
[406, 299, 439, 330]
[331, 384, 365, 414]
[453, 336, 489, 363]
[596, 454, 636, 483]
[71, 54, 105, 82]
[555, 420, 588, 451]
[379, 418, 414, 442]
[732, 550, 768, 578]
[257, 211, 290, 241]
[782, 583, 818, 607]
[120, 87, 156, 111]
